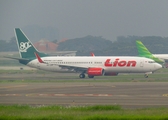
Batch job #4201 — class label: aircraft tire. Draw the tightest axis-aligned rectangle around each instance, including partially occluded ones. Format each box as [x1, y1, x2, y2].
[79, 73, 85, 78]
[144, 74, 148, 78]
[88, 75, 94, 78]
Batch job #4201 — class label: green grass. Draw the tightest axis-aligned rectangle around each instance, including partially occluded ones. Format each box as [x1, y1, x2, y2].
[0, 105, 168, 120]
[1, 68, 168, 83]
[1, 68, 168, 119]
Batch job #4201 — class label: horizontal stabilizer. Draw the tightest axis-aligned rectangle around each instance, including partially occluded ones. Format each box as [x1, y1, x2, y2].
[4, 56, 29, 61]
[4, 56, 31, 65]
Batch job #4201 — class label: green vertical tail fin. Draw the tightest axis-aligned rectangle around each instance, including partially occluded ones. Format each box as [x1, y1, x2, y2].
[136, 40, 164, 63]
[15, 28, 48, 59]
[136, 40, 153, 56]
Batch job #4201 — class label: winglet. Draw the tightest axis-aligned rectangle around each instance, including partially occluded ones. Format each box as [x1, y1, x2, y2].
[34, 52, 45, 63]
[90, 52, 95, 56]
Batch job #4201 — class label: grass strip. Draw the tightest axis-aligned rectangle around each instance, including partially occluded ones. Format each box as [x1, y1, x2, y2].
[0, 105, 168, 120]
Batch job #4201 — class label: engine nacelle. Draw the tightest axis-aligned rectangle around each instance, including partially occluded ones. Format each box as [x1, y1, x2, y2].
[87, 68, 104, 76]
[104, 72, 118, 76]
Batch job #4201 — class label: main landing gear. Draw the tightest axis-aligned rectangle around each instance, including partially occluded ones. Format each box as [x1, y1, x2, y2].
[79, 73, 94, 78]
[79, 73, 85, 78]
[88, 75, 94, 78]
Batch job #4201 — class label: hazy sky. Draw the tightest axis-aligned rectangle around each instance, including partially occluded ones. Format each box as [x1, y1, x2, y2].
[1, 0, 168, 41]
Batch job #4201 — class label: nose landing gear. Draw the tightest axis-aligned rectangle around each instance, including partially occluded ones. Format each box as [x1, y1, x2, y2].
[144, 74, 148, 78]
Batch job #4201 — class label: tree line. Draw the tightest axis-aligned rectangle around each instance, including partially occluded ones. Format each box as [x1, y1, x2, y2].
[57, 35, 168, 56]
[1, 35, 168, 56]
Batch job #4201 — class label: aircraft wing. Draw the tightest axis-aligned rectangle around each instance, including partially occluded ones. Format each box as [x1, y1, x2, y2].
[58, 64, 88, 72]
[34, 52, 89, 72]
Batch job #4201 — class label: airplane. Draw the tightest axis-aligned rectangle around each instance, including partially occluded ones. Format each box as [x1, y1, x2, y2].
[5, 28, 162, 78]
[136, 40, 168, 67]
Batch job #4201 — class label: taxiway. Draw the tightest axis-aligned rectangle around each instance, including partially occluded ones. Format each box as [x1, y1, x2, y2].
[0, 82, 168, 108]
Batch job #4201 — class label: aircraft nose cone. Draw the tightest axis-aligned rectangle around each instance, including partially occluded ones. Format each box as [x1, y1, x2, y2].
[155, 63, 162, 70]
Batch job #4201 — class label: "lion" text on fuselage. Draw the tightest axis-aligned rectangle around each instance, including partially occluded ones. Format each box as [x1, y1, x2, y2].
[104, 58, 136, 67]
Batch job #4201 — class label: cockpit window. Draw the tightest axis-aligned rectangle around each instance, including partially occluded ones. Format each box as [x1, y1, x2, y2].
[148, 61, 155, 63]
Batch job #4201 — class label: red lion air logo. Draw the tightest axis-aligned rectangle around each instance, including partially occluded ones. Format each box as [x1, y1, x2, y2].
[104, 58, 136, 67]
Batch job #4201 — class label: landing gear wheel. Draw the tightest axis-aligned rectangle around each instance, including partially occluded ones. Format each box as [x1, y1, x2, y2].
[144, 74, 148, 78]
[88, 75, 94, 78]
[79, 73, 85, 78]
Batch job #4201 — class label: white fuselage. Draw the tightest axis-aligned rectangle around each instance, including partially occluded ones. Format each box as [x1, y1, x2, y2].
[27, 56, 162, 73]
[153, 54, 168, 61]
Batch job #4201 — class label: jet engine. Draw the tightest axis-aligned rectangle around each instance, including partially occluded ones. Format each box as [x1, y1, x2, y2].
[87, 68, 104, 76]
